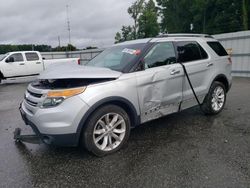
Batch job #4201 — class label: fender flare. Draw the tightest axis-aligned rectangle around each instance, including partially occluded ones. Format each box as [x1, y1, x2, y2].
[211, 74, 230, 92]
[75, 96, 140, 144]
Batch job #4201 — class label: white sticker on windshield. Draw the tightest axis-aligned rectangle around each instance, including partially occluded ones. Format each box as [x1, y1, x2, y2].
[122, 48, 141, 55]
[122, 48, 137, 55]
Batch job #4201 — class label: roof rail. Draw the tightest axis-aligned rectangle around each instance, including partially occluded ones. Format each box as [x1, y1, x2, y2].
[156, 33, 213, 38]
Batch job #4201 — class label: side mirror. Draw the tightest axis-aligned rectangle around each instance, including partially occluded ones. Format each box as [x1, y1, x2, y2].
[42, 57, 45, 60]
[6, 57, 14, 63]
[135, 59, 145, 72]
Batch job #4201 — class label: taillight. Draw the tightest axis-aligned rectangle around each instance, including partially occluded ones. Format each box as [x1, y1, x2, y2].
[77, 59, 81, 65]
[228, 57, 232, 64]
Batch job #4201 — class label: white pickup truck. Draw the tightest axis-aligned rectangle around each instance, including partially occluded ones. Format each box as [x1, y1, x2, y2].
[0, 51, 80, 83]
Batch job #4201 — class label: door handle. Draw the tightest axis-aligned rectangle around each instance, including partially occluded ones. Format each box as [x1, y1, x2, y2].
[36, 62, 41, 64]
[19, 63, 25, 65]
[170, 69, 180, 75]
[207, 62, 213, 67]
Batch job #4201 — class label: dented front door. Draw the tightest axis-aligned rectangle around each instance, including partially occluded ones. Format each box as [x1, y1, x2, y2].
[135, 42, 183, 123]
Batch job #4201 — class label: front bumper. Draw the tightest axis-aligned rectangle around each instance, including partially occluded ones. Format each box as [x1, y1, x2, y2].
[19, 95, 90, 146]
[19, 105, 79, 146]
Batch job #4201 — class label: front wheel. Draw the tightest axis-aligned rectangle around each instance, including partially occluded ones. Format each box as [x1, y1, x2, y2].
[202, 81, 226, 115]
[82, 105, 131, 156]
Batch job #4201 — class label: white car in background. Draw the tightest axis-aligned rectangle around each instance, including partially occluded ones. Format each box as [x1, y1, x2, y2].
[0, 51, 80, 83]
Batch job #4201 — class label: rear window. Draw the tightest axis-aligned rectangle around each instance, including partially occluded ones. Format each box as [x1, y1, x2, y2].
[207, 42, 228, 56]
[25, 52, 39, 61]
[176, 41, 208, 63]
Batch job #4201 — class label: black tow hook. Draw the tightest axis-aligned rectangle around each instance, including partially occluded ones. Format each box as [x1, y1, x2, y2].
[14, 128, 42, 144]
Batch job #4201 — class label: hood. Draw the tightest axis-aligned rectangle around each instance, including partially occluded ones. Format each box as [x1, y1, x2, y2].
[38, 64, 122, 80]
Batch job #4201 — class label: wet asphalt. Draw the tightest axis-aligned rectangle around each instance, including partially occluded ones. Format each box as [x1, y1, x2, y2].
[0, 77, 250, 188]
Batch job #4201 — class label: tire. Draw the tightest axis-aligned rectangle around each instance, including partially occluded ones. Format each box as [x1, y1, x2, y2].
[202, 81, 226, 115]
[0, 72, 3, 84]
[82, 104, 131, 157]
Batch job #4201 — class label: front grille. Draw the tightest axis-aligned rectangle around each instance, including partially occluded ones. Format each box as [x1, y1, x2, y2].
[25, 98, 38, 107]
[24, 84, 46, 108]
[27, 89, 43, 98]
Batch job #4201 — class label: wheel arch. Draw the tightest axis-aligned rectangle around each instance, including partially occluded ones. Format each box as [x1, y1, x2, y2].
[76, 96, 140, 145]
[211, 74, 230, 92]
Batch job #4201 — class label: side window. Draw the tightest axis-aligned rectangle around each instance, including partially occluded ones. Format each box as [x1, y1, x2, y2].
[144, 42, 176, 69]
[9, 53, 24, 62]
[25, 53, 39, 61]
[177, 41, 207, 63]
[207, 41, 228, 56]
[199, 44, 208, 59]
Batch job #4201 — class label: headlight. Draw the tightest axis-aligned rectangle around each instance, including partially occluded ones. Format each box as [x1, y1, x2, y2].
[41, 87, 86, 108]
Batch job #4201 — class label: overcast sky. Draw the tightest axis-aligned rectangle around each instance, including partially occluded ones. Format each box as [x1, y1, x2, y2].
[0, 0, 135, 48]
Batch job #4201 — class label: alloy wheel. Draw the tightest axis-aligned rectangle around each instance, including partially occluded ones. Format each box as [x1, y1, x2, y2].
[93, 113, 126, 151]
[211, 86, 225, 111]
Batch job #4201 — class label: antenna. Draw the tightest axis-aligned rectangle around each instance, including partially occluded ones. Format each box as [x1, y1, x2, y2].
[66, 5, 71, 50]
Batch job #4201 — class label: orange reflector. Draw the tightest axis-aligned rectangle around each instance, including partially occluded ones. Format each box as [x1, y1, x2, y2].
[47, 87, 86, 98]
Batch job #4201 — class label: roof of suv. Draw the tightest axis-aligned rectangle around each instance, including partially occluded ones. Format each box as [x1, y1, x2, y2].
[114, 33, 217, 46]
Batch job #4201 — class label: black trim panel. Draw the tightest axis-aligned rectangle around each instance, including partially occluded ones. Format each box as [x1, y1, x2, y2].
[6, 73, 39, 79]
[232, 70, 250, 74]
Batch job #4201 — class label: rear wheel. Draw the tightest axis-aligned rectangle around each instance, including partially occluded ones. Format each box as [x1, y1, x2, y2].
[202, 81, 226, 115]
[82, 104, 131, 156]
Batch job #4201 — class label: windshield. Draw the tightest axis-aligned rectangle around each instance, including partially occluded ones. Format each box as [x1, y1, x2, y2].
[0, 53, 8, 61]
[86, 43, 147, 72]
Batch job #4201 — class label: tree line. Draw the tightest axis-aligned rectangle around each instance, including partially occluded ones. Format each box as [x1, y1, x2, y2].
[0, 44, 98, 54]
[115, 0, 250, 43]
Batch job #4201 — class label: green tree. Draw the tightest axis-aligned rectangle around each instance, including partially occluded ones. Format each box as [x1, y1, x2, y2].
[0, 44, 53, 54]
[157, 0, 245, 34]
[85, 46, 98, 50]
[54, 44, 77, 52]
[115, 32, 122, 43]
[138, 0, 160, 38]
[209, 0, 243, 33]
[128, 0, 145, 39]
[114, 26, 135, 43]
[121, 25, 135, 41]
[242, 0, 249, 30]
[157, 0, 192, 33]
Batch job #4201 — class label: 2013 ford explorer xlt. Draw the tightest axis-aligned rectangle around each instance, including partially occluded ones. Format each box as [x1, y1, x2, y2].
[18, 34, 232, 156]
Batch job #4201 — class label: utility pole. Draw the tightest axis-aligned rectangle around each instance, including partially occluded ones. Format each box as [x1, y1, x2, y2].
[58, 36, 61, 51]
[66, 5, 71, 51]
[58, 36, 61, 47]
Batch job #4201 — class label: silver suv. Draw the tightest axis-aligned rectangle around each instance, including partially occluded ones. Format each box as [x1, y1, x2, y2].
[19, 34, 232, 156]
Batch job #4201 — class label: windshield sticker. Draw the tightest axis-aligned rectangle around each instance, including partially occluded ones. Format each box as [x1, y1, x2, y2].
[122, 48, 141, 55]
